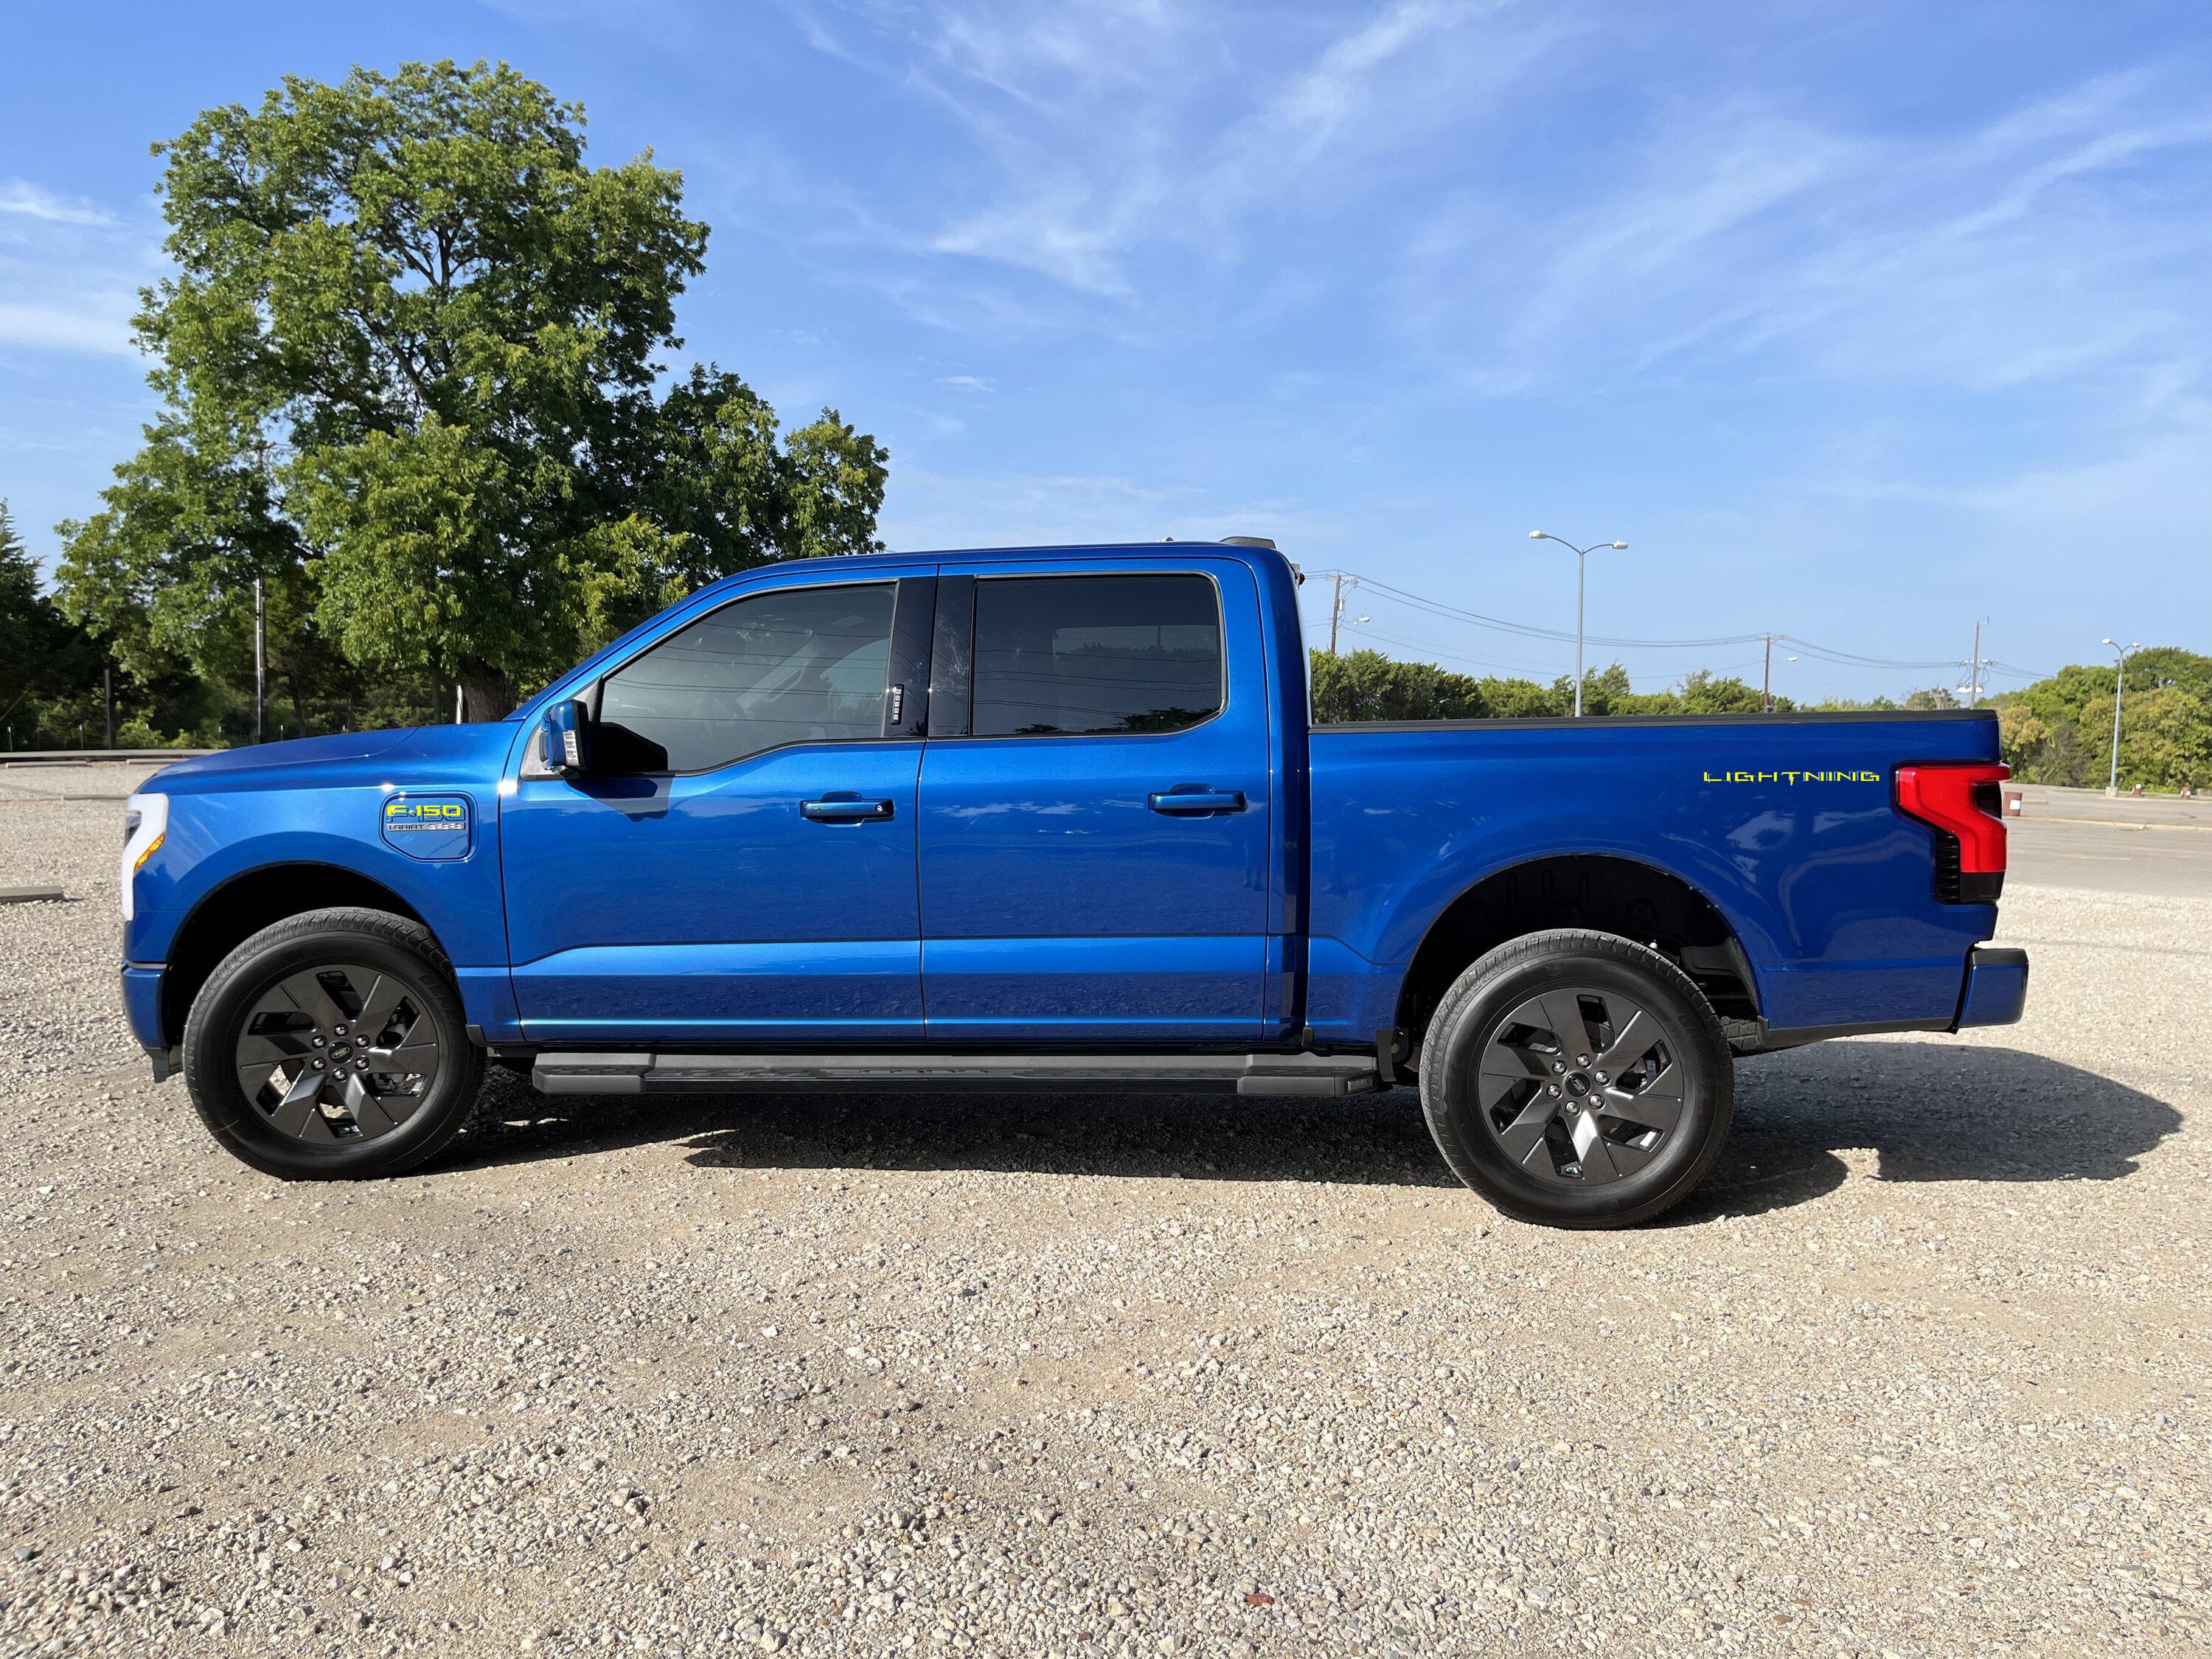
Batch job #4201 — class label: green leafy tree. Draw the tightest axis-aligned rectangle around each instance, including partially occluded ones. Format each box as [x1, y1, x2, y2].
[2080, 685, 2212, 792]
[57, 60, 886, 723]
[0, 500, 108, 747]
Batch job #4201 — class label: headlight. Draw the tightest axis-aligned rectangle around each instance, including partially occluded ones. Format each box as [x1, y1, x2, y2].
[120, 793, 167, 924]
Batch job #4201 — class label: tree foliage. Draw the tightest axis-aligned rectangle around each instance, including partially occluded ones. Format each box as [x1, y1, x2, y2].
[1992, 647, 2212, 790]
[1307, 650, 1782, 723]
[55, 60, 886, 722]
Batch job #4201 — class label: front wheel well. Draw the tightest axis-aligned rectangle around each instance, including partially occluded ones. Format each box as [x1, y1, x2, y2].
[1395, 855, 1759, 1046]
[159, 865, 434, 1047]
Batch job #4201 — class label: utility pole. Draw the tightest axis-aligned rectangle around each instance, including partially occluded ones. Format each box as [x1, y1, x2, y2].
[103, 666, 114, 748]
[2101, 638, 2140, 795]
[1761, 634, 1775, 713]
[1327, 574, 1360, 654]
[1963, 620, 1987, 708]
[1529, 532, 1629, 717]
[253, 577, 267, 744]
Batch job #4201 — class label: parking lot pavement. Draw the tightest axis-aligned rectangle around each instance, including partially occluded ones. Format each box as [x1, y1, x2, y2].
[1, 790, 2208, 1657]
[2009, 814, 2212, 899]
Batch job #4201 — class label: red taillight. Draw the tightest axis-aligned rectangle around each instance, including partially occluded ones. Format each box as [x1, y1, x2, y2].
[1895, 761, 2008, 902]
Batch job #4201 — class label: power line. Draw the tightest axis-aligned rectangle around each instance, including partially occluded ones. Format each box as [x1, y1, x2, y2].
[1318, 566, 2051, 683]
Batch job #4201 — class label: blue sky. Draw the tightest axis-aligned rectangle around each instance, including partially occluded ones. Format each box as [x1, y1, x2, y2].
[4, 1, 2208, 700]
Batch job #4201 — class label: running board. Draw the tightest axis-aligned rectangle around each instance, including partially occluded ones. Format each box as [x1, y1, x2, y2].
[531, 1050, 1382, 1099]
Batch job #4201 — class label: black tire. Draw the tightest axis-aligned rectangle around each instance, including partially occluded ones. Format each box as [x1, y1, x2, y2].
[181, 907, 486, 1180]
[1417, 929, 1733, 1229]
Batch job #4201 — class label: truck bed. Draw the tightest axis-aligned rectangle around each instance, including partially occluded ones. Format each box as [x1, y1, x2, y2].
[1303, 708, 2003, 1048]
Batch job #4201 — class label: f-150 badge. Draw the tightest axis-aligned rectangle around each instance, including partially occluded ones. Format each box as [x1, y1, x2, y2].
[380, 793, 473, 860]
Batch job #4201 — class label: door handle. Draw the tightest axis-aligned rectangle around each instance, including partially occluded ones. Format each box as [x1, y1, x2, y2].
[1147, 789, 1247, 815]
[801, 796, 896, 822]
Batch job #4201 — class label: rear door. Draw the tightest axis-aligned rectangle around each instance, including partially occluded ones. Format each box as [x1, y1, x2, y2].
[917, 557, 1274, 1042]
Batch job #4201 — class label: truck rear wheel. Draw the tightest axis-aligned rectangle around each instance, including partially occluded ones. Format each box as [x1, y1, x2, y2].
[1417, 929, 1733, 1228]
[180, 908, 485, 1180]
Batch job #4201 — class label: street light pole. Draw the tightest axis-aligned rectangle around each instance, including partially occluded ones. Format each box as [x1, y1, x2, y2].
[1529, 532, 1627, 717]
[2101, 638, 2140, 795]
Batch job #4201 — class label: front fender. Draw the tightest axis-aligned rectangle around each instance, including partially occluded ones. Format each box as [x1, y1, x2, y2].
[130, 787, 507, 970]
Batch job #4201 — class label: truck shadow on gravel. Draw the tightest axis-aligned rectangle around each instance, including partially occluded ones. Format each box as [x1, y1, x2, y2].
[1673, 1041, 2180, 1223]
[456, 1041, 2177, 1220]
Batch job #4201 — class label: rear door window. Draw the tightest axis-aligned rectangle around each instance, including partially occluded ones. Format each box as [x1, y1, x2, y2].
[968, 574, 1222, 737]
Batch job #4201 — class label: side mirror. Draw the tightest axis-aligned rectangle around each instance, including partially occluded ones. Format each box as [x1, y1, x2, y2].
[540, 698, 592, 776]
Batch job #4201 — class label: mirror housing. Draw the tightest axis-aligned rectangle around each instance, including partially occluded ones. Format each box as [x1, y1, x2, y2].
[540, 698, 592, 776]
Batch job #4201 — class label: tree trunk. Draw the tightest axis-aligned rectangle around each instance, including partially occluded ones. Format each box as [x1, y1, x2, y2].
[456, 658, 516, 722]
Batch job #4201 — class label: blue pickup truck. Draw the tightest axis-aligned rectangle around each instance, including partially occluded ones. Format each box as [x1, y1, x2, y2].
[119, 539, 2025, 1227]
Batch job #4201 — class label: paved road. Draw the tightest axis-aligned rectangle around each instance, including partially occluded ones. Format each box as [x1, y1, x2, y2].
[2010, 815, 2212, 900]
[2016, 782, 2212, 829]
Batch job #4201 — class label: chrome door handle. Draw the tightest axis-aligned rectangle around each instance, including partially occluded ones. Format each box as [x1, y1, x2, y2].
[1147, 789, 1246, 814]
[801, 796, 896, 822]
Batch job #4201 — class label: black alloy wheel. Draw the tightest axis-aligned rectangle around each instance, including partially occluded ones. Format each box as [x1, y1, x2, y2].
[181, 908, 485, 1180]
[1419, 929, 1734, 1228]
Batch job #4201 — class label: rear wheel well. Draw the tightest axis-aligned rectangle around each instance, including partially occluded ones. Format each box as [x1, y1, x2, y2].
[159, 866, 433, 1047]
[1396, 855, 1758, 1046]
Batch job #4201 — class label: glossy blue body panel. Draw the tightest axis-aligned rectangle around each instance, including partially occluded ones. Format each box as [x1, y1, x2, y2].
[501, 743, 925, 1043]
[915, 552, 1276, 1043]
[120, 540, 2014, 1062]
[122, 723, 518, 1043]
[1956, 948, 2029, 1028]
[1303, 716, 2000, 1041]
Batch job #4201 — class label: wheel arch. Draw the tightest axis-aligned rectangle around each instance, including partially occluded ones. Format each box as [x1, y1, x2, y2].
[159, 863, 438, 1047]
[1394, 852, 1760, 1047]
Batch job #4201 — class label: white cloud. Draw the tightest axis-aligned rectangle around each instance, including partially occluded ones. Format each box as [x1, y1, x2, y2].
[0, 294, 139, 358]
[0, 181, 114, 226]
[782, 1, 1561, 325]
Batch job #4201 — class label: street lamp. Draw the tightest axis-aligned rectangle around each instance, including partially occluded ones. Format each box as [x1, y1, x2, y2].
[1530, 532, 1628, 717]
[2101, 638, 2140, 795]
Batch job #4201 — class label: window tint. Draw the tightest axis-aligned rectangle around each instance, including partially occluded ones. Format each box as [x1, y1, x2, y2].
[970, 574, 1222, 737]
[597, 583, 894, 772]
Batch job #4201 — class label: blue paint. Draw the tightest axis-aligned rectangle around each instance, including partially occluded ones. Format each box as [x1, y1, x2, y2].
[119, 540, 2021, 1063]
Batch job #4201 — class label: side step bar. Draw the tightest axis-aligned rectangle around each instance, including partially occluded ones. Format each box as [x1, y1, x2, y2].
[532, 1051, 1382, 1099]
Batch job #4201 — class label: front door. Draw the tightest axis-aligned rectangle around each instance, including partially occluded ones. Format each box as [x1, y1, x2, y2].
[503, 574, 933, 1045]
[917, 560, 1275, 1042]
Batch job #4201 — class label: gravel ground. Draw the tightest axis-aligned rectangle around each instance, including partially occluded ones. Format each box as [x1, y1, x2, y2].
[1, 776, 2207, 1657]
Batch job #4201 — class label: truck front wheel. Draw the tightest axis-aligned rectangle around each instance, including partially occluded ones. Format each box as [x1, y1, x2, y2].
[180, 908, 486, 1180]
[1417, 929, 1733, 1228]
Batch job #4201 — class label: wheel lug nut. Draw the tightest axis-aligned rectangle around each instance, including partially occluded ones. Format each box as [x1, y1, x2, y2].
[1595, 1071, 1607, 1083]
[335, 1025, 347, 1036]
[1576, 1054, 1590, 1065]
[313, 1037, 325, 1047]
[312, 1059, 324, 1069]
[1551, 1062, 1565, 1074]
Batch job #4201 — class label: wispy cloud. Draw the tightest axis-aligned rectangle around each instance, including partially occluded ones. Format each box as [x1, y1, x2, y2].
[773, 1, 1560, 327]
[0, 181, 115, 226]
[0, 295, 140, 358]
[1399, 67, 2212, 401]
[0, 179, 150, 361]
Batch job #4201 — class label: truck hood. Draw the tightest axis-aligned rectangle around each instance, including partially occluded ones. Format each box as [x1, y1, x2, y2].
[150, 728, 417, 786]
[145, 722, 521, 792]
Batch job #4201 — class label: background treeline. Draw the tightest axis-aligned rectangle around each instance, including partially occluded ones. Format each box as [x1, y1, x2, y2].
[1309, 647, 2212, 792]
